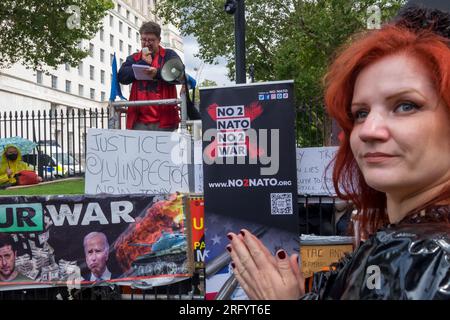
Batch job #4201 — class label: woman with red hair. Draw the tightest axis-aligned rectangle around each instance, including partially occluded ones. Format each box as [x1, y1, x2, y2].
[226, 24, 450, 299]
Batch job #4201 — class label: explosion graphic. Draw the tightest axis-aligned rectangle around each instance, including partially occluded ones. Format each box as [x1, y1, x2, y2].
[113, 194, 184, 272]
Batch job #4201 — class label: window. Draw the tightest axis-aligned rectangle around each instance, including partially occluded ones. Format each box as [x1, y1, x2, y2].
[36, 71, 43, 84]
[136, 32, 139, 44]
[128, 45, 132, 55]
[135, 16, 138, 26]
[110, 54, 114, 66]
[126, 10, 130, 20]
[119, 40, 123, 52]
[128, 27, 132, 38]
[110, 34, 114, 47]
[100, 27, 104, 41]
[101, 70, 105, 84]
[109, 15, 113, 27]
[101, 91, 106, 101]
[65, 80, 71, 93]
[78, 62, 83, 76]
[117, 4, 121, 13]
[89, 65, 95, 80]
[100, 49, 105, 62]
[78, 84, 84, 96]
[89, 43, 94, 58]
[90, 88, 95, 100]
[51, 75, 58, 89]
[119, 21, 123, 33]
[120, 58, 124, 66]
[65, 63, 70, 71]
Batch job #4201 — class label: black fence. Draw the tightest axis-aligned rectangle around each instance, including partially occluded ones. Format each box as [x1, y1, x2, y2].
[0, 108, 116, 181]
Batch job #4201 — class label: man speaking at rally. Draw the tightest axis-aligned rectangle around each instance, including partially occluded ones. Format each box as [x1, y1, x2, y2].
[118, 21, 180, 131]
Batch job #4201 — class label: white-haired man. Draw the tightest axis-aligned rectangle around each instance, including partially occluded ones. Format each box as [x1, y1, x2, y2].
[83, 232, 112, 281]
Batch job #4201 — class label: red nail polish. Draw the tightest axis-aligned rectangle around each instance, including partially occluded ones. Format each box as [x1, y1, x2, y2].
[277, 250, 286, 259]
[227, 234, 233, 240]
[231, 262, 235, 268]
[226, 246, 232, 252]
[240, 230, 245, 237]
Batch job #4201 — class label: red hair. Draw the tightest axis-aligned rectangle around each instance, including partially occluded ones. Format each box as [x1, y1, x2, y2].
[324, 25, 450, 234]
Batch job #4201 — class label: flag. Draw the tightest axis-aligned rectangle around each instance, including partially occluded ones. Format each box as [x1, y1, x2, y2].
[186, 74, 197, 89]
[109, 53, 126, 101]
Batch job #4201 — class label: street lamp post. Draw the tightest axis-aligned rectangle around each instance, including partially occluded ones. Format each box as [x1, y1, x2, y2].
[225, 0, 246, 84]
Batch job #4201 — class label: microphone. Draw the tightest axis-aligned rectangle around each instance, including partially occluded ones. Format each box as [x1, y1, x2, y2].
[142, 47, 155, 59]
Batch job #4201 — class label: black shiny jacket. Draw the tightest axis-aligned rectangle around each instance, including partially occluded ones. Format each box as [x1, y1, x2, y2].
[302, 205, 450, 300]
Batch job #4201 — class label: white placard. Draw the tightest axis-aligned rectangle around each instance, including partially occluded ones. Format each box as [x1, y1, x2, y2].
[193, 140, 204, 193]
[85, 128, 190, 195]
[132, 64, 152, 80]
[297, 146, 338, 196]
[194, 140, 203, 165]
[194, 164, 203, 193]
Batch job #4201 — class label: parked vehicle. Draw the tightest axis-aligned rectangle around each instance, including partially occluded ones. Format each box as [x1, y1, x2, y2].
[22, 148, 84, 177]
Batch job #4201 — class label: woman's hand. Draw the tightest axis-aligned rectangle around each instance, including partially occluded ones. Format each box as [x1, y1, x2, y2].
[6, 168, 12, 177]
[227, 229, 305, 300]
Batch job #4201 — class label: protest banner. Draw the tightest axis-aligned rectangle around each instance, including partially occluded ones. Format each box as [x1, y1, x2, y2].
[186, 195, 205, 268]
[0, 193, 193, 291]
[200, 81, 299, 299]
[85, 128, 190, 195]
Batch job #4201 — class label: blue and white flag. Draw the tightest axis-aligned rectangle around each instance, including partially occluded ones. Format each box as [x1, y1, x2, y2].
[109, 53, 126, 101]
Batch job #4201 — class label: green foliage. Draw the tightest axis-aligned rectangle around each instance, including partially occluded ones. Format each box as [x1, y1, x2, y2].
[190, 79, 218, 107]
[199, 79, 218, 87]
[157, 0, 404, 95]
[156, 0, 406, 145]
[0, 0, 114, 71]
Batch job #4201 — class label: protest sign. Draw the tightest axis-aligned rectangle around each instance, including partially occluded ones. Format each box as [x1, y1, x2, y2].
[200, 81, 299, 299]
[297, 147, 338, 196]
[186, 195, 205, 268]
[85, 128, 190, 195]
[0, 194, 193, 291]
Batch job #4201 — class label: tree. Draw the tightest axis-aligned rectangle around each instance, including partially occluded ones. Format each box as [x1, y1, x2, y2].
[190, 79, 218, 108]
[156, 0, 405, 145]
[0, 0, 114, 71]
[199, 79, 217, 87]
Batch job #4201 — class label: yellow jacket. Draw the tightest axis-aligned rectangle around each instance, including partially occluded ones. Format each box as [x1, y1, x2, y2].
[0, 144, 33, 185]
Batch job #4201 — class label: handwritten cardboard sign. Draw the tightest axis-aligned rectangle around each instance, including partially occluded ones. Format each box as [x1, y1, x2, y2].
[300, 244, 354, 278]
[297, 147, 338, 196]
[85, 128, 190, 195]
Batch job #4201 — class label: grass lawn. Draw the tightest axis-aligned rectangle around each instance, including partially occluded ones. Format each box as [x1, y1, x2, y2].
[0, 178, 85, 196]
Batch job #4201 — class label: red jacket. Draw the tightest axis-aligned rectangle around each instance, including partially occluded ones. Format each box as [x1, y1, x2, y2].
[118, 46, 180, 129]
